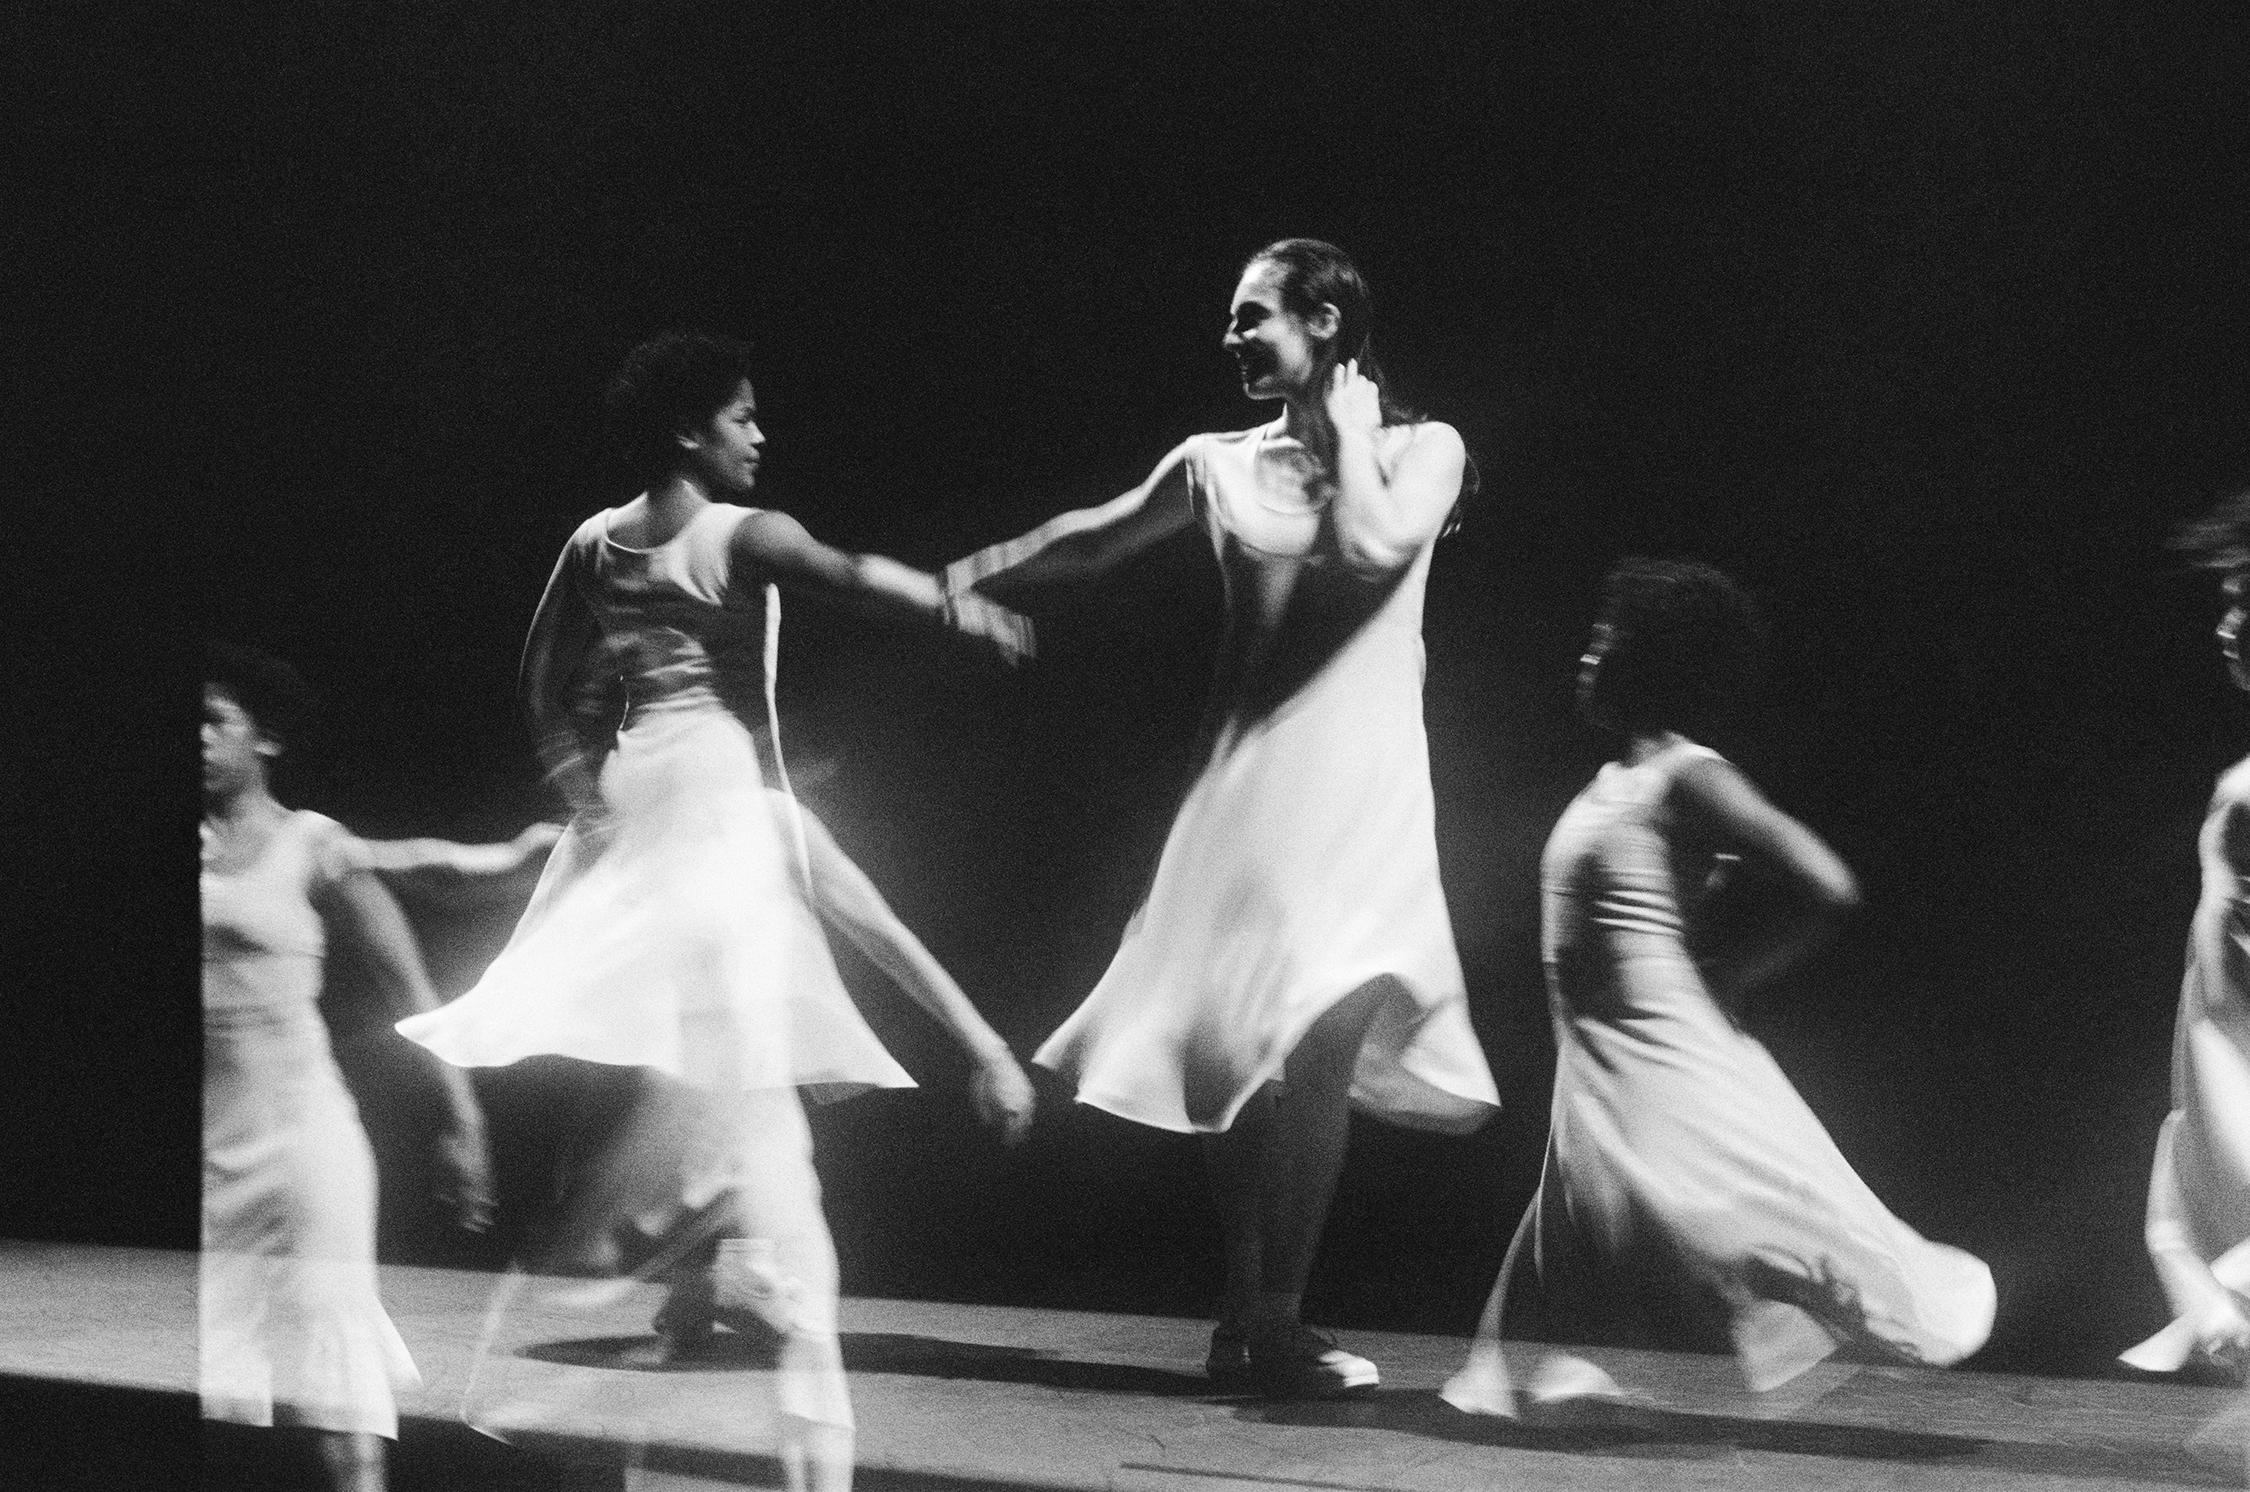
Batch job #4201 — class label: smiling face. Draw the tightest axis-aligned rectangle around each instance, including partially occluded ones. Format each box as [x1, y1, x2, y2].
[203, 685, 276, 801]
[676, 380, 765, 495]
[1223, 259, 1334, 402]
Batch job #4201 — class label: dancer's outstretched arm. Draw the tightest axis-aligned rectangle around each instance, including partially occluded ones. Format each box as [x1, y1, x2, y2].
[314, 846, 495, 1231]
[942, 444, 1197, 599]
[785, 793, 1034, 1143]
[1671, 754, 1862, 1004]
[361, 822, 565, 909]
[733, 510, 1034, 665]
[1324, 360, 1469, 576]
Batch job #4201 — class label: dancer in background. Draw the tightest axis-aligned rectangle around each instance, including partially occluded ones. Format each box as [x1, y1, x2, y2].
[2124, 491, 2250, 1379]
[203, 642, 551, 1492]
[1443, 559, 1993, 1418]
[398, 330, 1032, 1492]
[944, 239, 1499, 1398]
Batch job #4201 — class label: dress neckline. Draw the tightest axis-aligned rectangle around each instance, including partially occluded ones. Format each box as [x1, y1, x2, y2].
[603, 500, 731, 554]
[1248, 425, 1333, 517]
[202, 807, 293, 878]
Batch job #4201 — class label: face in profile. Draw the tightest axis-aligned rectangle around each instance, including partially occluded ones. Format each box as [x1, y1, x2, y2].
[1223, 260, 1329, 402]
[1576, 621, 1617, 724]
[2221, 572, 2250, 694]
[679, 380, 765, 495]
[203, 685, 275, 798]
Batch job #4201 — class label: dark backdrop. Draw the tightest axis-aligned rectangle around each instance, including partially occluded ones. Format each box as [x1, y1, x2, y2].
[14, 1, 2250, 1380]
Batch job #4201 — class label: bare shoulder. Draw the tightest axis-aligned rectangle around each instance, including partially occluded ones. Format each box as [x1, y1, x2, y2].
[292, 808, 353, 855]
[732, 507, 817, 558]
[1390, 418, 1463, 454]
[2216, 754, 2250, 810]
[1666, 746, 1766, 823]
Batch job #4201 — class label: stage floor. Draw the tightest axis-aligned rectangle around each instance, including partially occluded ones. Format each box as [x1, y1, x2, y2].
[1, 1240, 2239, 1490]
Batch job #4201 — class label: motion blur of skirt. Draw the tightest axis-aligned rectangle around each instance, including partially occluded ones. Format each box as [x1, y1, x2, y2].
[457, 1078, 853, 1450]
[203, 998, 418, 1436]
[399, 705, 911, 1097]
[400, 704, 881, 1451]
[1445, 943, 1995, 1414]
[1033, 610, 1499, 1137]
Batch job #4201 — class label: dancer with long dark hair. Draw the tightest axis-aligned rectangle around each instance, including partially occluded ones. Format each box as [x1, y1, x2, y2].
[943, 240, 1499, 1398]
[397, 330, 1032, 1491]
[1443, 559, 1994, 1416]
[202, 642, 548, 1492]
[2124, 492, 2250, 1379]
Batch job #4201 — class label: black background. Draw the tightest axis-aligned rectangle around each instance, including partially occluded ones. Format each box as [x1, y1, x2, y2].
[14, 1, 2250, 1381]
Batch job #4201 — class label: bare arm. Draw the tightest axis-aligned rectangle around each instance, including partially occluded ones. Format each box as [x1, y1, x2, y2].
[787, 795, 1032, 1141]
[1670, 753, 1861, 1005]
[1324, 363, 1469, 576]
[361, 823, 565, 910]
[315, 859, 493, 1229]
[734, 510, 1033, 664]
[942, 442, 1198, 599]
[519, 541, 605, 817]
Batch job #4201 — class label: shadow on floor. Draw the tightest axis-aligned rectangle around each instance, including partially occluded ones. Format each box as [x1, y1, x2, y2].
[1238, 1389, 2234, 1487]
[520, 1329, 1215, 1397]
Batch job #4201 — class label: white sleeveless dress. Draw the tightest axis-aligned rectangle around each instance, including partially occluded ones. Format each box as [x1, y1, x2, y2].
[399, 502, 885, 1442]
[2125, 756, 2250, 1371]
[202, 809, 419, 1436]
[1445, 739, 1994, 1412]
[398, 503, 911, 1099]
[1034, 424, 1500, 1135]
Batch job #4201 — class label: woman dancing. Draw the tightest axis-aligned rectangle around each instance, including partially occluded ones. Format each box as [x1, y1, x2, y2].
[2124, 492, 2250, 1379]
[397, 330, 1032, 1492]
[1442, 559, 1994, 1417]
[943, 239, 1500, 1398]
[621, 780, 1038, 1362]
[203, 642, 544, 1492]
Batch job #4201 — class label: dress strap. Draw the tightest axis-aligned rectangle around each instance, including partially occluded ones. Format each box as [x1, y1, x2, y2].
[763, 581, 815, 896]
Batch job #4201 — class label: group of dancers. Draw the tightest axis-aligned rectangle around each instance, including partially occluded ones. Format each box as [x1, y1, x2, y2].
[200, 237, 2249, 1491]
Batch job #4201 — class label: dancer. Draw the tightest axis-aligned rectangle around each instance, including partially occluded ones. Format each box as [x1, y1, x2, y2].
[632, 781, 1038, 1360]
[2123, 491, 2250, 1379]
[397, 330, 1032, 1492]
[943, 239, 1500, 1398]
[202, 642, 546, 1492]
[1442, 559, 1994, 1417]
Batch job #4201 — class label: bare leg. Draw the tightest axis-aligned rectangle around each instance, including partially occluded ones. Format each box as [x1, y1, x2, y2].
[717, 1088, 854, 1492]
[311, 1429, 385, 1492]
[1203, 1084, 1274, 1334]
[1255, 979, 1389, 1318]
[1200, 979, 1390, 1394]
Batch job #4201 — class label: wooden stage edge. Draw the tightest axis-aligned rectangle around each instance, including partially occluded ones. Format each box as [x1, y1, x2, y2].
[3, 1239, 2247, 1491]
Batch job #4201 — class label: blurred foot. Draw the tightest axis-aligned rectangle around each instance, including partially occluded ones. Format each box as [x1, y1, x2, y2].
[1248, 1322, 1379, 1399]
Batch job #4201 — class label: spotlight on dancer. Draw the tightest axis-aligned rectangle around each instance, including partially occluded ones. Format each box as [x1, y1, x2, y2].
[943, 239, 1499, 1399]
[202, 642, 555, 1492]
[395, 329, 1033, 1492]
[1442, 559, 1995, 1418]
[2123, 490, 2250, 1383]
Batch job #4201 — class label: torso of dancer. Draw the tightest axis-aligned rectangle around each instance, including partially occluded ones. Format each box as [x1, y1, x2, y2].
[943, 239, 1500, 1398]
[395, 331, 1032, 1492]
[2124, 495, 2250, 1379]
[203, 642, 532, 1492]
[1444, 559, 1995, 1418]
